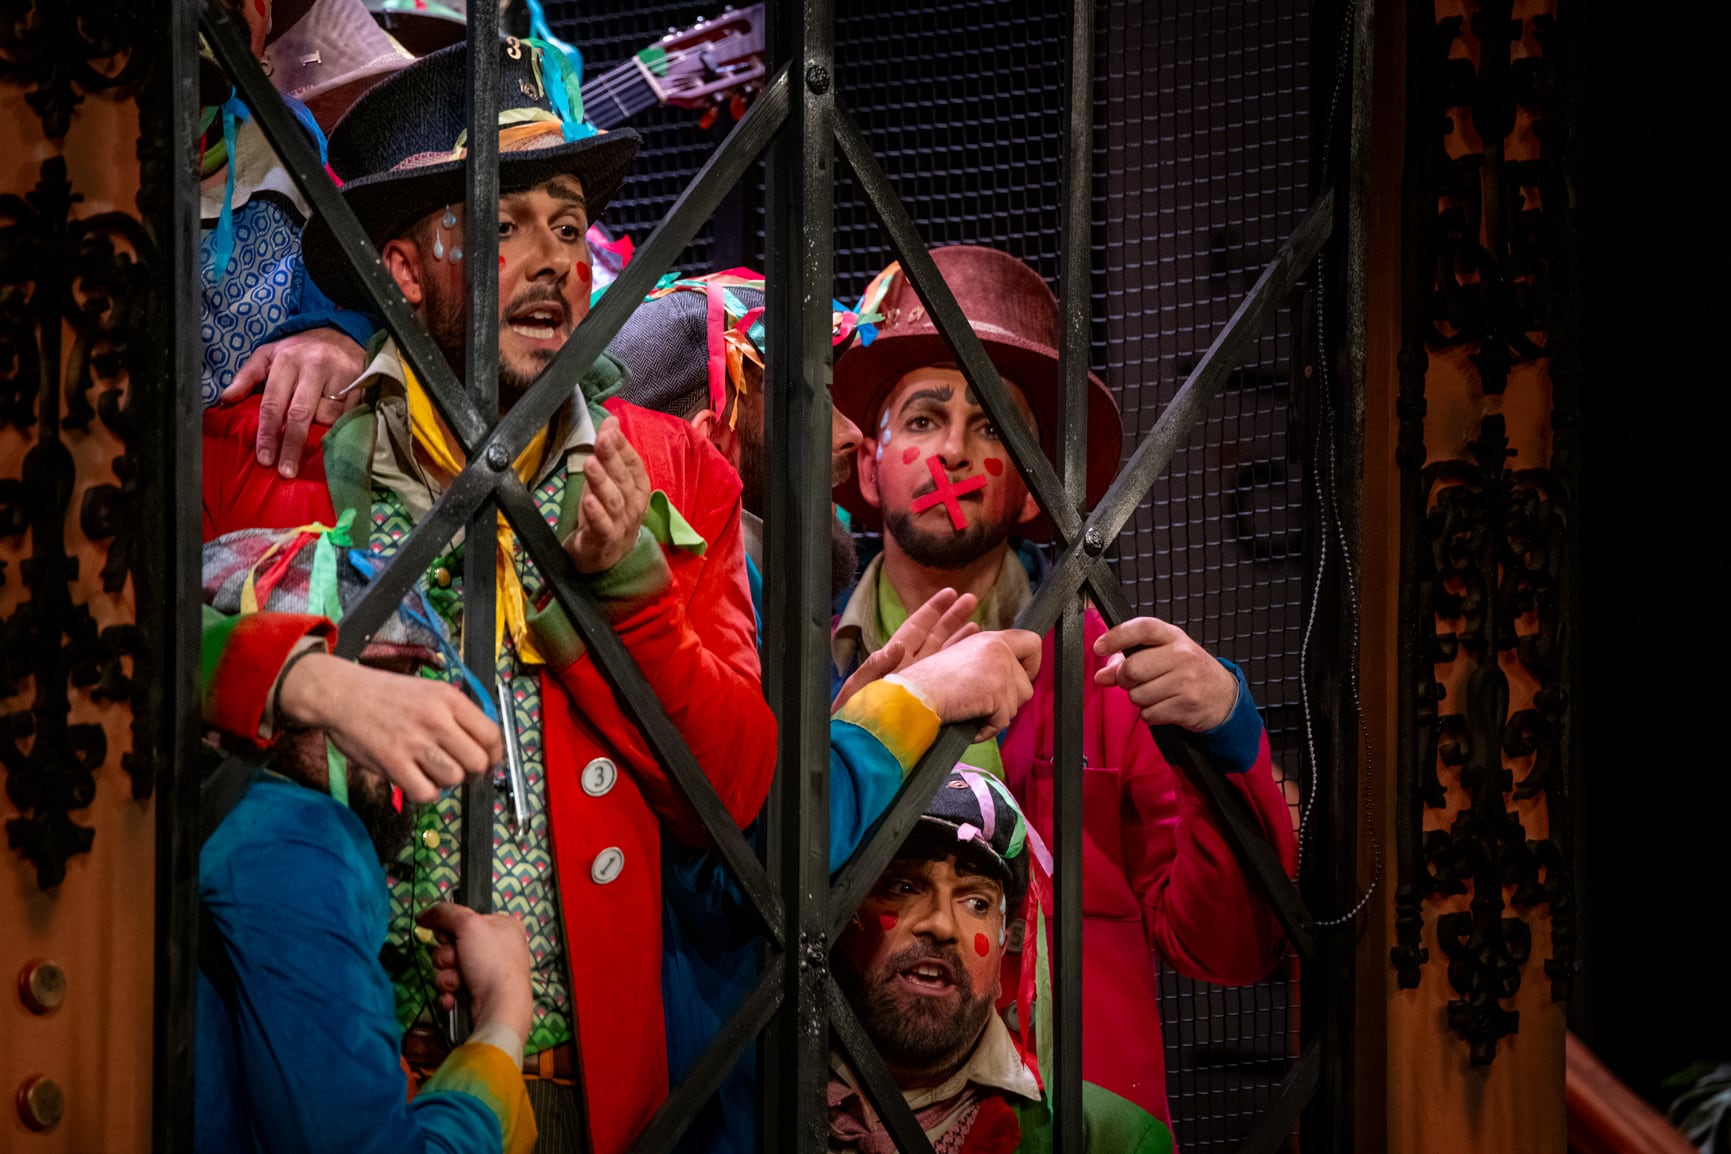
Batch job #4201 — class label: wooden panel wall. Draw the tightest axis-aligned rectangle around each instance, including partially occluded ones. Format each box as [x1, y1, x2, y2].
[1358, 0, 1576, 1149]
[1, 39, 158, 1154]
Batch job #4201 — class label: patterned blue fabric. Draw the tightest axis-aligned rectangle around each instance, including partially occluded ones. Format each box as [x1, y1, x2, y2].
[199, 197, 378, 409]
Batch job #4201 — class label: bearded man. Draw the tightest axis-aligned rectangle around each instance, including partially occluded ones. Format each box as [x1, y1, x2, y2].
[831, 245, 1300, 1132]
[829, 767, 1171, 1153]
[200, 37, 767, 1154]
[198, 528, 535, 1154]
[609, 270, 1046, 1154]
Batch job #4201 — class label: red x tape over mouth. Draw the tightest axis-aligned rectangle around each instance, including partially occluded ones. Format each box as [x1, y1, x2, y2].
[909, 455, 989, 531]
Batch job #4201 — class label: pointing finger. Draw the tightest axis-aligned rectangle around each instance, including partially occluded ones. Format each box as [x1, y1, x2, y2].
[1095, 617, 1179, 658]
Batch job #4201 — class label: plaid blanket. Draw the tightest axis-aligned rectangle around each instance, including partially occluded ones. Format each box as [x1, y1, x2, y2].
[203, 524, 448, 663]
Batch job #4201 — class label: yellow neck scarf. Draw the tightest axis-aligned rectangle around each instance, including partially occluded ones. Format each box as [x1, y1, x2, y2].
[403, 361, 551, 667]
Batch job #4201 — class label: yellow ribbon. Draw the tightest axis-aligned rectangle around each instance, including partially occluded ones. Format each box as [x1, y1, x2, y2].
[403, 362, 550, 666]
[448, 109, 567, 161]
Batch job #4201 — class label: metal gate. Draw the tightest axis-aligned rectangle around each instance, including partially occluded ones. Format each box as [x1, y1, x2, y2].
[154, 0, 1372, 1149]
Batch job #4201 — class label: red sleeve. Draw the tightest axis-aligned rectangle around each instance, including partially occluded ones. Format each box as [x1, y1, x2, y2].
[204, 610, 335, 745]
[546, 401, 775, 844]
[202, 397, 336, 541]
[1097, 613, 1299, 987]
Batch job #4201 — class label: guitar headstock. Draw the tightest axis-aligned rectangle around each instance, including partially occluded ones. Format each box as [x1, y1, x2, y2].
[634, 4, 765, 111]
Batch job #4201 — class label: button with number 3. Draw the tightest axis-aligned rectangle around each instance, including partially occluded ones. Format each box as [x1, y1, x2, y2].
[581, 757, 617, 798]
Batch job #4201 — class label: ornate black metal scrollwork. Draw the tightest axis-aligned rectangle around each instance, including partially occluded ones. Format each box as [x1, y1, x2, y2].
[0, 0, 152, 139]
[1, 151, 156, 887]
[1392, 0, 1578, 1064]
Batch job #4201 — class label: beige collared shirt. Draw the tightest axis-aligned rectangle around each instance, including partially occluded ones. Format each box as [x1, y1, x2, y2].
[348, 341, 597, 529]
[831, 549, 1033, 678]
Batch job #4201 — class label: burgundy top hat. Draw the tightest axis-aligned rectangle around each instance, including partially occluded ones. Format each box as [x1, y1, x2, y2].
[831, 245, 1123, 541]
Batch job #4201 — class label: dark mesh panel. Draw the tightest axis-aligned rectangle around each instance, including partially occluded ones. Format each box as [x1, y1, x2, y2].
[1105, 3, 1312, 1148]
[547, 2, 1314, 1149]
[539, 1, 745, 273]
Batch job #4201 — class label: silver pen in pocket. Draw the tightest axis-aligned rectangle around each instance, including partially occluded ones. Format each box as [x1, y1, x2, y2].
[498, 681, 529, 832]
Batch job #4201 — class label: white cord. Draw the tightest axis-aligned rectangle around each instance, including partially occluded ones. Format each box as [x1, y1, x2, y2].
[1293, 0, 1383, 928]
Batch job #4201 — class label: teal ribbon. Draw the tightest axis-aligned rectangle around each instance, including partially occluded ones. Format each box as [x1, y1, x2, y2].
[303, 510, 356, 806]
[208, 94, 327, 285]
[526, 33, 596, 142]
[524, 0, 585, 83]
[209, 95, 250, 285]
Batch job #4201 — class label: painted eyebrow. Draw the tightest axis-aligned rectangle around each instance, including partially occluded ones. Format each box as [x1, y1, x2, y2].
[502, 183, 588, 211]
[545, 181, 587, 207]
[897, 386, 956, 413]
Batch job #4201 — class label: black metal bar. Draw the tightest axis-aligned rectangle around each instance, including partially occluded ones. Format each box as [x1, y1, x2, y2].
[1050, 601, 1086, 1143]
[833, 102, 1081, 549]
[1082, 187, 1335, 549]
[1229, 1035, 1324, 1154]
[1309, 0, 1374, 1141]
[1148, 730, 1318, 964]
[493, 474, 785, 941]
[1086, 560, 1321, 965]
[761, 0, 836, 1143]
[333, 70, 790, 657]
[626, 960, 786, 1154]
[150, 5, 204, 1150]
[1050, 0, 1095, 1145]
[457, 0, 501, 937]
[198, 0, 482, 451]
[1390, 0, 1435, 998]
[826, 977, 939, 1154]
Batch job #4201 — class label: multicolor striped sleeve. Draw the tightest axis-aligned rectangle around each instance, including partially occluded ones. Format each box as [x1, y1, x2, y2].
[834, 679, 942, 768]
[827, 680, 943, 872]
[416, 1040, 538, 1154]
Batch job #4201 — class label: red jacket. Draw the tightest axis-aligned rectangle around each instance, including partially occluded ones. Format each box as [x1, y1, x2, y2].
[997, 608, 1297, 1129]
[201, 393, 776, 1154]
[537, 399, 773, 1153]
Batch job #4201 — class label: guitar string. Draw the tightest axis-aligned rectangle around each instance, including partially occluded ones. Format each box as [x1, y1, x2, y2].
[576, 38, 753, 115]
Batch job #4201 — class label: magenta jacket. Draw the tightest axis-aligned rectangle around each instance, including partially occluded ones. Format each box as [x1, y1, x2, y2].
[997, 607, 1299, 1129]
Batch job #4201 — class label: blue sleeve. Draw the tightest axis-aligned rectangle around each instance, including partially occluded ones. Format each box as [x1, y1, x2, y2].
[1196, 658, 1265, 774]
[202, 790, 505, 1154]
[827, 717, 907, 873]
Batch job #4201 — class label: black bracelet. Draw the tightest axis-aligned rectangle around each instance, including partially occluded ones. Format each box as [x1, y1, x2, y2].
[270, 644, 328, 735]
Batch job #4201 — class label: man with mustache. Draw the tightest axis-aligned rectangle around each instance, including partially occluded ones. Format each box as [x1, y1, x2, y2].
[207, 39, 771, 1153]
[610, 270, 1047, 1154]
[198, 528, 535, 1154]
[829, 767, 1171, 1152]
[831, 246, 1299, 1132]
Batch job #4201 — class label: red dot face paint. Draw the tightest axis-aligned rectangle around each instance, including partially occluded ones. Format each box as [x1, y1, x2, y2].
[901, 446, 920, 465]
[974, 933, 991, 957]
[984, 457, 1004, 476]
[499, 255, 506, 270]
[878, 913, 899, 932]
[576, 260, 592, 284]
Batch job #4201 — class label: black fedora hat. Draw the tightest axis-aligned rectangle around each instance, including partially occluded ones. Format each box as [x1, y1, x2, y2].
[301, 36, 639, 310]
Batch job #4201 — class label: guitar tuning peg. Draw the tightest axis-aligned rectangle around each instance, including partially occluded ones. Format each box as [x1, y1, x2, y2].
[698, 106, 718, 130]
[729, 93, 747, 120]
